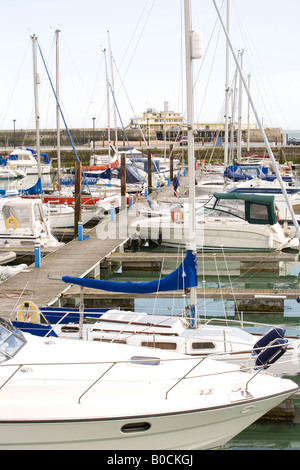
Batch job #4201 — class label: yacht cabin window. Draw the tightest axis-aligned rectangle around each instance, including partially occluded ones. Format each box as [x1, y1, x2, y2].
[0, 318, 26, 363]
[3, 204, 32, 227]
[249, 203, 269, 222]
[191, 341, 215, 350]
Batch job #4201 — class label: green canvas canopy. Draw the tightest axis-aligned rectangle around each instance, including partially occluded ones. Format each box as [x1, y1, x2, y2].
[204, 192, 278, 225]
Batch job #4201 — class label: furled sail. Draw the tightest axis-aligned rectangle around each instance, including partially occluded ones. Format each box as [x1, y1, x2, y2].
[61, 250, 197, 294]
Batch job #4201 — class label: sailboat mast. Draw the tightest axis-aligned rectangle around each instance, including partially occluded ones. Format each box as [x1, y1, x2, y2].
[224, 0, 230, 167]
[212, 0, 300, 238]
[32, 34, 42, 185]
[184, 0, 203, 322]
[56, 29, 61, 191]
[107, 31, 118, 156]
[103, 49, 111, 168]
[237, 49, 244, 163]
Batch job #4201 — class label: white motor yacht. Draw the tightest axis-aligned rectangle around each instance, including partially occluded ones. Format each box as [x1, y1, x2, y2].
[0, 197, 61, 248]
[0, 317, 297, 450]
[7, 148, 53, 175]
[131, 193, 299, 252]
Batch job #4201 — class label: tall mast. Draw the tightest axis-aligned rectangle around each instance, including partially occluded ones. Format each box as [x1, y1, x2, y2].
[32, 34, 42, 189]
[184, 0, 203, 324]
[103, 49, 111, 168]
[56, 29, 61, 191]
[107, 31, 118, 156]
[213, 0, 300, 238]
[224, 0, 230, 167]
[247, 73, 251, 151]
[237, 49, 244, 163]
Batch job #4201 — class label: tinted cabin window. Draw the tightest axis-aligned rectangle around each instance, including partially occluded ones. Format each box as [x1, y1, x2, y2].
[141, 341, 177, 350]
[191, 342, 215, 350]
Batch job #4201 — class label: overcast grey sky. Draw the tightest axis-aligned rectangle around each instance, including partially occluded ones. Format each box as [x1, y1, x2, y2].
[1, 0, 299, 132]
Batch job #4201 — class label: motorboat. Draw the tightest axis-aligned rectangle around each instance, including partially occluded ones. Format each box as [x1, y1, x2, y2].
[0, 196, 62, 248]
[223, 164, 294, 184]
[196, 174, 226, 194]
[6, 148, 53, 175]
[228, 177, 300, 195]
[131, 192, 299, 252]
[43, 202, 97, 229]
[0, 316, 297, 450]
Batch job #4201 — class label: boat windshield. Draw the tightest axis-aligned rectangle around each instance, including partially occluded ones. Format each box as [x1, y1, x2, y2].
[3, 204, 32, 227]
[0, 318, 26, 363]
[204, 195, 246, 219]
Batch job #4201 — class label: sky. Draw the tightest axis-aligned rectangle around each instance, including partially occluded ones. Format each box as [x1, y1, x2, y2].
[0, 0, 300, 133]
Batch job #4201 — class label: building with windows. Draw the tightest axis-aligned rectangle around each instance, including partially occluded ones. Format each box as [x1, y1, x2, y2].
[129, 107, 283, 143]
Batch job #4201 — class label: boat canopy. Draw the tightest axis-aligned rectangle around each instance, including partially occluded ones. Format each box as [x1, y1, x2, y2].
[224, 164, 267, 181]
[205, 192, 278, 225]
[8, 147, 50, 165]
[61, 249, 197, 294]
[100, 164, 145, 184]
[224, 164, 292, 183]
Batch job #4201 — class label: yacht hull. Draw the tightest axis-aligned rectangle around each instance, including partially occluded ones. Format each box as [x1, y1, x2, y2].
[0, 391, 295, 450]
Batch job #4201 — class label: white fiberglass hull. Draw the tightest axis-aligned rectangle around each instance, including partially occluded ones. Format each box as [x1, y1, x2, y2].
[0, 232, 59, 248]
[47, 208, 96, 229]
[0, 391, 295, 450]
[133, 217, 297, 252]
[11, 163, 51, 175]
[0, 332, 297, 450]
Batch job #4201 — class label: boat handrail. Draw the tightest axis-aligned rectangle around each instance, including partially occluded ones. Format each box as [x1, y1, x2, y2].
[0, 342, 295, 403]
[194, 316, 300, 336]
[77, 362, 116, 404]
[164, 356, 206, 400]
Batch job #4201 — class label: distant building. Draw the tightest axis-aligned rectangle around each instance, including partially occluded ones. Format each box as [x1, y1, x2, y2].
[129, 107, 283, 143]
[129, 108, 183, 132]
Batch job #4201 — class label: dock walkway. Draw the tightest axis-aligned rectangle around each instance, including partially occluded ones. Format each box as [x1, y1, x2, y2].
[0, 211, 130, 318]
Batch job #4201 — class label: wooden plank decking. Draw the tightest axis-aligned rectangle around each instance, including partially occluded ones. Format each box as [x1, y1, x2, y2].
[0, 212, 130, 318]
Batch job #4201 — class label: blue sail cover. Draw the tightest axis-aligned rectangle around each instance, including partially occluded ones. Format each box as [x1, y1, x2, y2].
[62, 250, 197, 294]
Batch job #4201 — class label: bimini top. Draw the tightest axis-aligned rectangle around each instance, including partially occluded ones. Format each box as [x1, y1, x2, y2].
[204, 192, 277, 225]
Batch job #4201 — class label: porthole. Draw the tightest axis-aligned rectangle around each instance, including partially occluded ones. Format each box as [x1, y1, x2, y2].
[121, 422, 151, 433]
[129, 356, 160, 365]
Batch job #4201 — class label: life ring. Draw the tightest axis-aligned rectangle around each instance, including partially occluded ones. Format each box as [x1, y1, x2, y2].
[17, 301, 40, 323]
[5, 216, 18, 230]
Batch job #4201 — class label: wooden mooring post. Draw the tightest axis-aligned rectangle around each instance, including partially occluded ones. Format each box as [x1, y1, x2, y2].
[121, 153, 126, 211]
[147, 148, 152, 195]
[74, 160, 82, 237]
